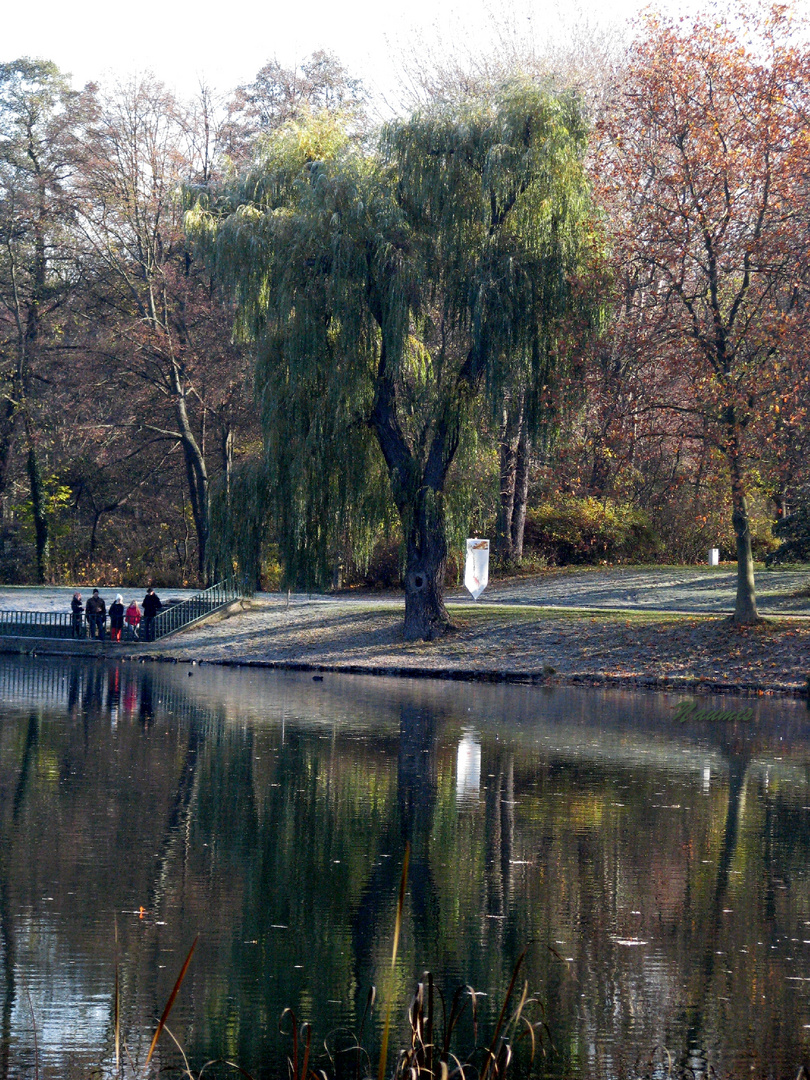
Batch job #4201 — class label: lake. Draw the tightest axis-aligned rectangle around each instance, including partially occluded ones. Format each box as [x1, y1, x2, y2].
[1, 656, 809, 1079]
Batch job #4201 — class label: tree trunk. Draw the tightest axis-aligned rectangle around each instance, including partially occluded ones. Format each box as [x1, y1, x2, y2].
[511, 424, 530, 561]
[729, 449, 759, 625]
[496, 397, 524, 564]
[0, 400, 17, 522]
[170, 361, 210, 584]
[25, 438, 48, 584]
[89, 510, 101, 556]
[370, 333, 459, 642]
[221, 425, 234, 499]
[732, 494, 758, 624]
[403, 488, 451, 642]
[182, 439, 209, 582]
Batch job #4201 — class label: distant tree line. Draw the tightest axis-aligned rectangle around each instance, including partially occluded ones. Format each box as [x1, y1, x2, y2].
[2, 5, 810, 635]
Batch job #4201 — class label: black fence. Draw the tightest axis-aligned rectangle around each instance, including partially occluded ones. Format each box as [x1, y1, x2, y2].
[0, 610, 77, 639]
[0, 577, 247, 643]
[149, 577, 246, 640]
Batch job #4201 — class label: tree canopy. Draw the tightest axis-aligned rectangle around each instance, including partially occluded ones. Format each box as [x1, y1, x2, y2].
[3, 15, 810, 598]
[0, 59, 88, 581]
[189, 81, 597, 637]
[598, 4, 810, 622]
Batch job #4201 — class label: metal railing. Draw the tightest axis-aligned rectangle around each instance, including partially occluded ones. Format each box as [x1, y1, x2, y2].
[0, 577, 248, 644]
[148, 577, 247, 641]
[0, 610, 77, 639]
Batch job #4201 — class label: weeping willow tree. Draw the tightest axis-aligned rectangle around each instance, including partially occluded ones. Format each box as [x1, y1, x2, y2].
[188, 83, 595, 640]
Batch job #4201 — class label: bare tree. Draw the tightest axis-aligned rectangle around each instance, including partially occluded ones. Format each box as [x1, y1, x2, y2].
[222, 50, 367, 164]
[75, 74, 252, 583]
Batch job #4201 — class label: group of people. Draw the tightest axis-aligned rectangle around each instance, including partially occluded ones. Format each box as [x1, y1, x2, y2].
[71, 587, 163, 642]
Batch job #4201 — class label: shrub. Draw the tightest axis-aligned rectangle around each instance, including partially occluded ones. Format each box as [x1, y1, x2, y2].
[360, 538, 403, 589]
[524, 495, 657, 565]
[767, 508, 810, 565]
[649, 492, 778, 564]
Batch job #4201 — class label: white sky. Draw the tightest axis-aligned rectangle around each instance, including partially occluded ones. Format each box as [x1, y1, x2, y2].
[9, 0, 807, 113]
[4, 0, 653, 105]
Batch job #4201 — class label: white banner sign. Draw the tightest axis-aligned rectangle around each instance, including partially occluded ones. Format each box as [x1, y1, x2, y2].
[464, 538, 490, 600]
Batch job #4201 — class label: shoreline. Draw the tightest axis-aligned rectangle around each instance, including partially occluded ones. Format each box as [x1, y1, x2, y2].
[2, 598, 808, 700]
[143, 654, 810, 698]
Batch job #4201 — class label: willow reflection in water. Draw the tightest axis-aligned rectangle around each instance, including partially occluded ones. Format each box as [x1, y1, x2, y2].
[1, 657, 810, 1079]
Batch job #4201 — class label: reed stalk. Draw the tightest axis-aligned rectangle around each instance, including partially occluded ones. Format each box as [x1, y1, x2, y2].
[144, 933, 199, 1069]
[114, 916, 120, 1073]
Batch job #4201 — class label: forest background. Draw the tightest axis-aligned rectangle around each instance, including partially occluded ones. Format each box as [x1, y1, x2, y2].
[2, 3, 809, 617]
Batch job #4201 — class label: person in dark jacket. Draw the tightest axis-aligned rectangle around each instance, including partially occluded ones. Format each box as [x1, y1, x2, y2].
[71, 592, 84, 638]
[142, 587, 162, 641]
[109, 594, 125, 642]
[85, 589, 106, 640]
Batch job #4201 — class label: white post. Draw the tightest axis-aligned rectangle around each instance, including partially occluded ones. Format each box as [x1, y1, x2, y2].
[708, 548, 720, 566]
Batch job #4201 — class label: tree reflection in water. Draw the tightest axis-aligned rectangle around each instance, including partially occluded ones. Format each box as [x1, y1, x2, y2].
[0, 657, 809, 1079]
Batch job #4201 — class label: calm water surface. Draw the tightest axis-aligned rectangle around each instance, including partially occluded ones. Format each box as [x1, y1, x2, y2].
[1, 657, 810, 1079]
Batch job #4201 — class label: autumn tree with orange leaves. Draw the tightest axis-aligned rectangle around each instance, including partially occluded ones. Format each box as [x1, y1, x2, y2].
[599, 5, 810, 623]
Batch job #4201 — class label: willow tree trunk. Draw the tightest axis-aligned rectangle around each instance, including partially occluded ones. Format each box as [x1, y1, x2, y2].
[370, 343, 455, 642]
[729, 441, 758, 625]
[403, 487, 451, 641]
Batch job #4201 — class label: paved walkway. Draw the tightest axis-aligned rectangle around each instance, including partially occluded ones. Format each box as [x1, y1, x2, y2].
[448, 566, 810, 614]
[3, 566, 809, 616]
